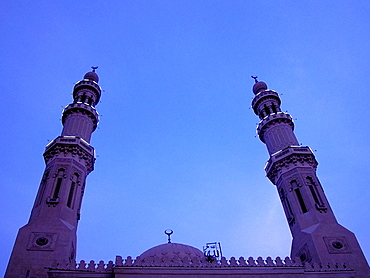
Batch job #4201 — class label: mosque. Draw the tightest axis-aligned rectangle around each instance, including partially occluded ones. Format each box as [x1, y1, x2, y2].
[5, 69, 370, 277]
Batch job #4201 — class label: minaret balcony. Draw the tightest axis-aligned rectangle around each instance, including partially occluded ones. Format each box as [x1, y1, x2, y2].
[73, 80, 102, 103]
[45, 136, 94, 154]
[43, 136, 95, 172]
[252, 89, 281, 114]
[62, 102, 100, 129]
[265, 146, 318, 184]
[63, 102, 99, 118]
[257, 112, 294, 143]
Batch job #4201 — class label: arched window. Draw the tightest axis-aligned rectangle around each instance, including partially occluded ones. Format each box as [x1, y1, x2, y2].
[291, 180, 308, 213]
[280, 188, 294, 225]
[306, 176, 327, 212]
[35, 170, 49, 207]
[67, 173, 79, 208]
[80, 93, 87, 103]
[52, 168, 65, 200]
[271, 102, 277, 113]
[264, 104, 270, 115]
[47, 168, 65, 206]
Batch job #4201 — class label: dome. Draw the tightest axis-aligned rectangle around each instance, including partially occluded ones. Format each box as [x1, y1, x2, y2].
[253, 81, 267, 95]
[84, 71, 99, 83]
[139, 243, 204, 260]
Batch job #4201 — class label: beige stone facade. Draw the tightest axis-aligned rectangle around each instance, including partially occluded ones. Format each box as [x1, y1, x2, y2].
[5, 73, 370, 278]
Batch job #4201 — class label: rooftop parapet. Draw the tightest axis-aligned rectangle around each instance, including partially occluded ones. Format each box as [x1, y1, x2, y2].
[48, 256, 354, 274]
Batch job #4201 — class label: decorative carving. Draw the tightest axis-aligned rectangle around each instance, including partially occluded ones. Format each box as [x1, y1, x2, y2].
[96, 260, 105, 271]
[284, 257, 293, 266]
[182, 256, 191, 266]
[315, 203, 328, 212]
[77, 260, 86, 270]
[106, 261, 114, 271]
[252, 90, 281, 114]
[47, 256, 353, 274]
[247, 257, 256, 266]
[266, 256, 274, 266]
[256, 257, 265, 266]
[62, 103, 99, 127]
[238, 256, 247, 266]
[229, 257, 237, 266]
[46, 197, 59, 207]
[257, 113, 294, 143]
[27, 232, 57, 251]
[69, 260, 76, 270]
[115, 255, 123, 266]
[267, 152, 318, 184]
[87, 260, 95, 270]
[44, 143, 95, 173]
[191, 256, 201, 266]
[296, 244, 311, 263]
[324, 237, 351, 254]
[71, 167, 83, 180]
[73, 80, 101, 103]
[275, 256, 284, 266]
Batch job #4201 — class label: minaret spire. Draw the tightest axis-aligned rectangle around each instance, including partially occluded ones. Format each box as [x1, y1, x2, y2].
[251, 79, 369, 277]
[5, 69, 102, 278]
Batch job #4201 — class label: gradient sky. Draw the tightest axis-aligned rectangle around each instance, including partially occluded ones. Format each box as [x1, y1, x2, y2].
[1, 1, 370, 275]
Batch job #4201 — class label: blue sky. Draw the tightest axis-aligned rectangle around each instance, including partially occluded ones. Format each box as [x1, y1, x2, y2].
[1, 1, 370, 275]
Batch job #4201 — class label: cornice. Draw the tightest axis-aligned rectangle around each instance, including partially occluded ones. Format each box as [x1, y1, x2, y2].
[43, 137, 95, 173]
[257, 112, 294, 143]
[265, 147, 318, 184]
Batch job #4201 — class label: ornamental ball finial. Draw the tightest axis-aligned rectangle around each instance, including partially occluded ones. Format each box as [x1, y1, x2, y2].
[252, 76, 268, 95]
[84, 66, 99, 83]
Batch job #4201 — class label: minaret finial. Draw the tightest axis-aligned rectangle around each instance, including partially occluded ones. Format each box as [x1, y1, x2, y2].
[164, 229, 173, 243]
[251, 75, 259, 83]
[91, 66, 98, 72]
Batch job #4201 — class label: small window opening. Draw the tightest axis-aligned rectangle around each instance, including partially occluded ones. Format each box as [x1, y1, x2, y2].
[264, 104, 270, 115]
[53, 178, 62, 199]
[36, 171, 49, 206]
[271, 102, 277, 113]
[87, 97, 93, 105]
[280, 188, 294, 224]
[309, 185, 320, 205]
[67, 173, 79, 208]
[80, 93, 87, 103]
[286, 194, 294, 215]
[259, 109, 265, 118]
[306, 177, 325, 209]
[52, 169, 65, 200]
[67, 182, 75, 208]
[295, 188, 308, 213]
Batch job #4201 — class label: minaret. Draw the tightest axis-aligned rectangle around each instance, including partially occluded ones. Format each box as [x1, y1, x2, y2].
[5, 68, 102, 278]
[251, 77, 369, 277]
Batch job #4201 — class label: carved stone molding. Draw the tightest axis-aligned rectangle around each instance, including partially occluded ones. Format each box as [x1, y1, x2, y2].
[27, 232, 57, 251]
[324, 237, 352, 254]
[44, 144, 94, 173]
[296, 244, 312, 263]
[257, 113, 294, 143]
[267, 153, 318, 184]
[62, 103, 99, 131]
[252, 90, 281, 114]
